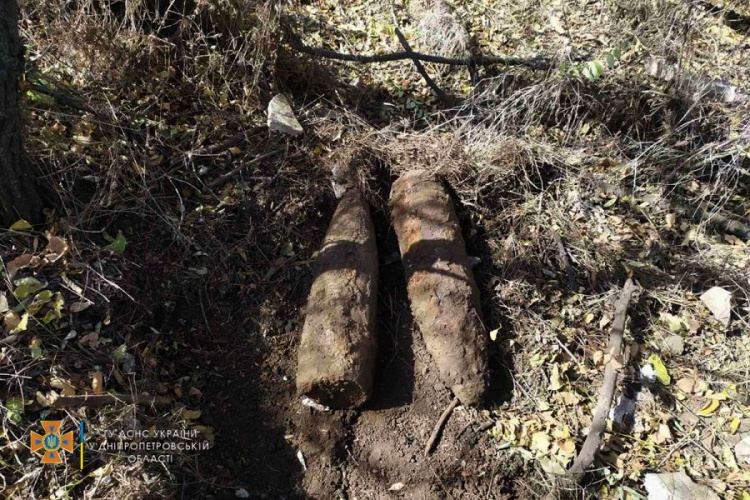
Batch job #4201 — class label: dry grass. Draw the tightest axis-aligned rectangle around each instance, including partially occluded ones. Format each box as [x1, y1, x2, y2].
[411, 0, 469, 59]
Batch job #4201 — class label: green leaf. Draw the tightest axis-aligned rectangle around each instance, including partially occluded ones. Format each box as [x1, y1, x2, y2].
[42, 292, 64, 324]
[9, 219, 32, 231]
[279, 241, 294, 257]
[612, 46, 622, 60]
[13, 277, 46, 300]
[27, 290, 54, 315]
[648, 354, 671, 385]
[588, 60, 605, 79]
[606, 52, 616, 68]
[6, 397, 24, 425]
[30, 337, 42, 358]
[113, 344, 128, 362]
[603, 196, 618, 208]
[104, 231, 127, 254]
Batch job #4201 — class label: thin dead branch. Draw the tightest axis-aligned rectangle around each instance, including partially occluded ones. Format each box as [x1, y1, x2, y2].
[393, 26, 452, 106]
[287, 30, 554, 70]
[567, 278, 636, 477]
[425, 396, 460, 456]
[553, 230, 576, 291]
[51, 393, 173, 408]
[208, 149, 284, 188]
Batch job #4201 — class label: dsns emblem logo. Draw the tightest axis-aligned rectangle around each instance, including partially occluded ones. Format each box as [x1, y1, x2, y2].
[31, 421, 74, 464]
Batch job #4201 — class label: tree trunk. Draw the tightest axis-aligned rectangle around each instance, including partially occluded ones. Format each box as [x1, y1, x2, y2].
[0, 0, 43, 227]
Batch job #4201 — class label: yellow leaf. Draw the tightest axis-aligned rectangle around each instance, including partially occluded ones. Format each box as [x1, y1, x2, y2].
[11, 313, 29, 334]
[228, 147, 241, 155]
[531, 432, 550, 453]
[548, 364, 563, 391]
[92, 371, 104, 395]
[648, 354, 671, 385]
[708, 390, 730, 401]
[724, 446, 739, 470]
[559, 439, 576, 456]
[489, 328, 499, 341]
[698, 399, 720, 417]
[182, 409, 201, 420]
[730, 418, 741, 434]
[9, 219, 32, 231]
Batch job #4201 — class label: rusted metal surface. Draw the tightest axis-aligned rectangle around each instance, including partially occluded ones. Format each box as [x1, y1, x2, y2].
[390, 170, 488, 406]
[296, 190, 379, 409]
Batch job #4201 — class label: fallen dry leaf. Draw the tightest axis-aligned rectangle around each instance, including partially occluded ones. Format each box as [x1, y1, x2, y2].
[700, 286, 732, 327]
[389, 482, 405, 491]
[44, 234, 69, 262]
[70, 301, 92, 313]
[697, 399, 720, 417]
[79, 331, 99, 346]
[92, 371, 104, 394]
[644, 470, 719, 500]
[676, 377, 696, 394]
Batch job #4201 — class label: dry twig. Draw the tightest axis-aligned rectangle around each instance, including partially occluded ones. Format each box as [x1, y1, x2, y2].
[287, 30, 553, 70]
[208, 149, 283, 188]
[52, 393, 172, 408]
[394, 26, 452, 107]
[425, 396, 460, 456]
[567, 278, 636, 477]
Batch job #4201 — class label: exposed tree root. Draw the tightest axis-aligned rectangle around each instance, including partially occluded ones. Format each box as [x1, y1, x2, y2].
[425, 396, 460, 456]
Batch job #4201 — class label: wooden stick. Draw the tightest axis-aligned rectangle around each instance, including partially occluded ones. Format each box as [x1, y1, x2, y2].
[287, 31, 553, 70]
[425, 396, 460, 456]
[387, 9, 452, 107]
[51, 393, 172, 408]
[552, 231, 576, 291]
[567, 278, 636, 476]
[207, 149, 282, 188]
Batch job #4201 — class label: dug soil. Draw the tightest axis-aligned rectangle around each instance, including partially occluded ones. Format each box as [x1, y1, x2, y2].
[180, 198, 529, 499]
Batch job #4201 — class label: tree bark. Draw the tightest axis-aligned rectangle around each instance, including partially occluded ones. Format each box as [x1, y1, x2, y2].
[0, 0, 43, 227]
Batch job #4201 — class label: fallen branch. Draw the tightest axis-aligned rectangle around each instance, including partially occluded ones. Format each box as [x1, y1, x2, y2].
[425, 396, 460, 456]
[552, 231, 576, 291]
[207, 149, 283, 188]
[287, 31, 553, 70]
[675, 200, 750, 241]
[190, 125, 267, 157]
[567, 278, 636, 477]
[393, 26, 452, 107]
[592, 178, 750, 241]
[51, 393, 172, 408]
